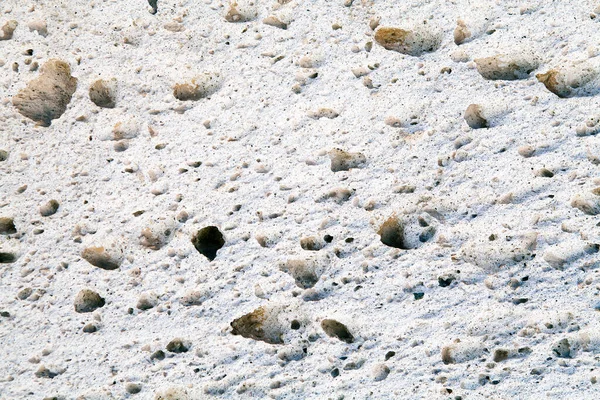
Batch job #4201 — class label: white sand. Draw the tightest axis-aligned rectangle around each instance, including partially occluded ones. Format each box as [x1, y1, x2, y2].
[2, 0, 600, 398]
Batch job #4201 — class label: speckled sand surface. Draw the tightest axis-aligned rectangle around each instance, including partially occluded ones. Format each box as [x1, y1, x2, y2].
[3, 0, 600, 399]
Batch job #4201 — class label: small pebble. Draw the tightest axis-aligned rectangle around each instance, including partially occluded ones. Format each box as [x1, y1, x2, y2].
[464, 104, 488, 129]
[39, 200, 59, 217]
[263, 16, 287, 29]
[137, 292, 158, 310]
[126, 383, 142, 394]
[150, 350, 165, 361]
[166, 338, 189, 353]
[89, 79, 117, 108]
[0, 217, 16, 234]
[82, 323, 97, 333]
[81, 246, 123, 270]
[74, 289, 105, 313]
[0, 252, 17, 263]
[321, 319, 354, 343]
[518, 145, 536, 158]
[372, 363, 390, 381]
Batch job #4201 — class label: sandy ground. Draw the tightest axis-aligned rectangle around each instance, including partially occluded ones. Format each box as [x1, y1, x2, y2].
[2, 0, 600, 398]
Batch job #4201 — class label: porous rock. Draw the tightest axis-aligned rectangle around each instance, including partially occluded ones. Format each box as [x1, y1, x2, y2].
[374, 26, 442, 56]
[13, 59, 77, 126]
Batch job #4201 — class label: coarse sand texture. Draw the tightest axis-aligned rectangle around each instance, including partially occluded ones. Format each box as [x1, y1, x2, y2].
[3, 0, 600, 399]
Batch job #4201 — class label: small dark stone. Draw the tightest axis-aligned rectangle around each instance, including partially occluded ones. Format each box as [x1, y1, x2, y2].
[308, 333, 320, 342]
[419, 226, 436, 242]
[324, 234, 333, 243]
[343, 360, 364, 370]
[148, 0, 158, 14]
[384, 351, 396, 361]
[166, 339, 189, 353]
[518, 347, 532, 354]
[417, 216, 429, 227]
[82, 323, 97, 333]
[512, 298, 528, 305]
[345, 237, 354, 243]
[321, 319, 354, 343]
[530, 368, 544, 375]
[191, 226, 225, 261]
[0, 150, 8, 162]
[0, 217, 16, 234]
[17, 287, 32, 300]
[35, 366, 60, 379]
[0, 311, 10, 317]
[493, 349, 509, 362]
[291, 320, 301, 330]
[0, 252, 17, 263]
[438, 276, 455, 287]
[537, 168, 554, 178]
[378, 215, 411, 250]
[150, 350, 165, 361]
[133, 210, 145, 217]
[478, 375, 490, 385]
[413, 292, 424, 300]
[331, 368, 340, 378]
